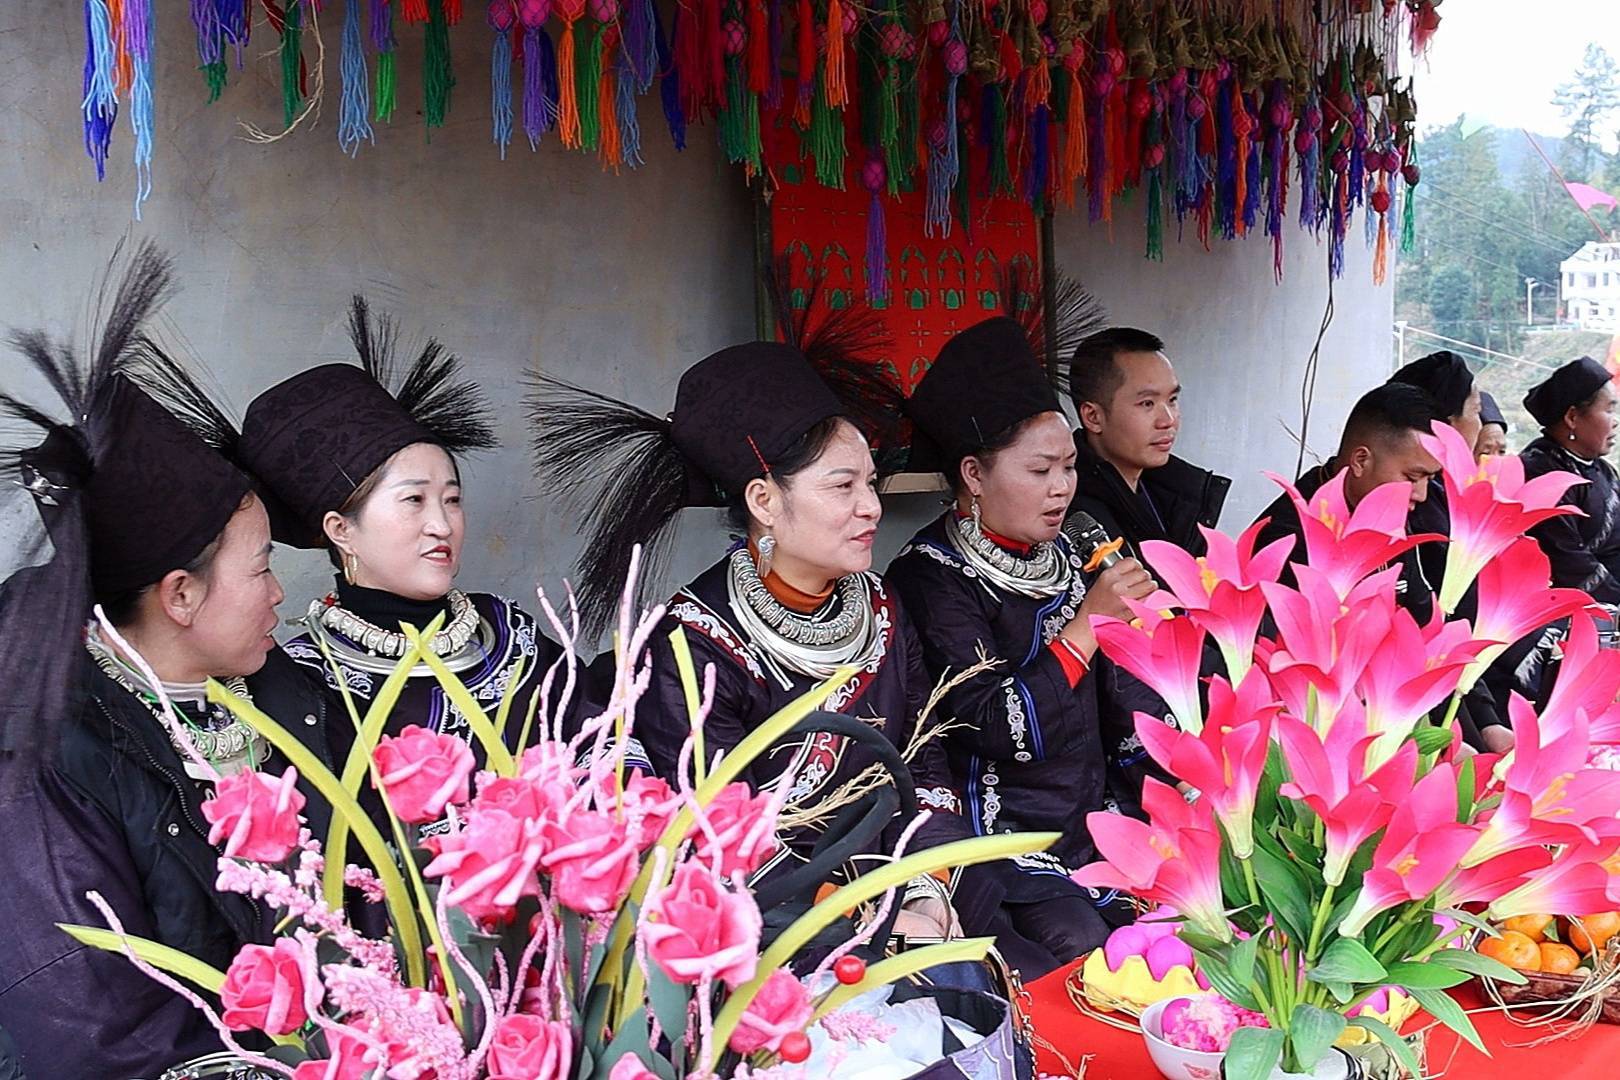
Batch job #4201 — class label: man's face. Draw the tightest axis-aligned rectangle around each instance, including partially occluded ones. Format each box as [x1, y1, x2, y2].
[1085, 351, 1181, 474]
[1347, 430, 1441, 510]
[1475, 424, 1508, 457]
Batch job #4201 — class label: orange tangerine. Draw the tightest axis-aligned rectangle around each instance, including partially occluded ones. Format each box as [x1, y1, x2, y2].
[1478, 930, 1542, 971]
[1561, 912, 1620, 956]
[1501, 914, 1554, 941]
[1538, 942, 1582, 974]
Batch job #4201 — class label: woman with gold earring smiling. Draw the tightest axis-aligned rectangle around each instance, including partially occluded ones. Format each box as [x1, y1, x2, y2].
[237, 298, 602, 812]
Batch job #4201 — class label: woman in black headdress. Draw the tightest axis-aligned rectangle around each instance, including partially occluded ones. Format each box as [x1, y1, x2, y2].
[1521, 356, 1620, 603]
[238, 299, 602, 807]
[0, 245, 333, 1078]
[530, 296, 985, 947]
[885, 314, 1167, 979]
[1476, 392, 1509, 457]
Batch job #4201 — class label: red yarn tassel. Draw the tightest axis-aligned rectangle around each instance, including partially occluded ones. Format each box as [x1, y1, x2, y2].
[998, 31, 1021, 83]
[443, 0, 462, 22]
[703, 0, 725, 110]
[400, 0, 428, 21]
[825, 0, 847, 107]
[600, 55, 621, 169]
[794, 0, 813, 122]
[746, 0, 769, 93]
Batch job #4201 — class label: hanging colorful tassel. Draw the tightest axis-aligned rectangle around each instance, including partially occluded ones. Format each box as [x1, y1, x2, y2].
[1026, 103, 1050, 213]
[861, 154, 889, 303]
[1059, 57, 1084, 205]
[488, 1, 515, 157]
[808, 70, 845, 187]
[614, 48, 643, 166]
[191, 0, 228, 100]
[83, 0, 119, 180]
[718, 22, 761, 171]
[598, 46, 621, 168]
[765, 0, 783, 108]
[124, 0, 154, 215]
[372, 0, 397, 121]
[745, 0, 769, 93]
[983, 83, 1010, 196]
[576, 0, 614, 151]
[625, 0, 656, 91]
[824, 0, 848, 108]
[1296, 94, 1321, 231]
[1086, 69, 1108, 221]
[401, 0, 427, 20]
[339, 0, 375, 155]
[555, 0, 584, 146]
[792, 0, 813, 123]
[654, 0, 685, 149]
[276, 0, 304, 127]
[423, 0, 455, 131]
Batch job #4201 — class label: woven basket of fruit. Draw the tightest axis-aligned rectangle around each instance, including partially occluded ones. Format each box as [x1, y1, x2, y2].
[1470, 913, 1620, 1023]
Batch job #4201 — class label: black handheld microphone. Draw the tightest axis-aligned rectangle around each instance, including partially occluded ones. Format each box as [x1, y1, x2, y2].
[1061, 509, 1127, 574]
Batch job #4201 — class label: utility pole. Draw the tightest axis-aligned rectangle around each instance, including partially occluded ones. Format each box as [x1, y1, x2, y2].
[1526, 277, 1542, 327]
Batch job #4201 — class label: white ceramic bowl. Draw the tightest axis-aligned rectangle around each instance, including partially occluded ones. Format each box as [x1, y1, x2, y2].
[1138, 996, 1227, 1080]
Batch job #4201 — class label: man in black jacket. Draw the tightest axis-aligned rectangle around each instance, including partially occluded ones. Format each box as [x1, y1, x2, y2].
[1062, 328, 1230, 558]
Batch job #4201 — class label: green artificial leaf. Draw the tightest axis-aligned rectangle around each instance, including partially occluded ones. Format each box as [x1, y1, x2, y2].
[1384, 960, 1471, 990]
[1221, 848, 1258, 926]
[598, 1006, 653, 1078]
[1230, 932, 1261, 988]
[1430, 947, 1529, 985]
[1178, 927, 1232, 955]
[573, 1043, 596, 1080]
[1413, 727, 1454, 755]
[1408, 985, 1487, 1053]
[1310, 937, 1388, 984]
[264, 1045, 311, 1065]
[583, 982, 613, 1045]
[1223, 1025, 1285, 1080]
[1348, 1015, 1422, 1077]
[1251, 846, 1315, 946]
[647, 961, 692, 1038]
[1457, 756, 1478, 819]
[564, 908, 587, 985]
[1288, 1004, 1348, 1073]
[1194, 950, 1262, 1012]
[1437, 907, 1498, 936]
[1279, 826, 1324, 868]
[1322, 980, 1355, 1006]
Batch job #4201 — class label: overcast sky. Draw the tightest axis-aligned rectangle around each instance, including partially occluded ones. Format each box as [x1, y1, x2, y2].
[1414, 0, 1617, 144]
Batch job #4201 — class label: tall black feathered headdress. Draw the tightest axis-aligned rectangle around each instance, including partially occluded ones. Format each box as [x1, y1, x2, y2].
[236, 296, 498, 548]
[995, 262, 1107, 400]
[528, 265, 900, 639]
[0, 241, 252, 765]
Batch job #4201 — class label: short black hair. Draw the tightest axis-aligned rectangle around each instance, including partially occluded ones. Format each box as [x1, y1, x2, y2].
[1339, 382, 1439, 454]
[1066, 327, 1166, 411]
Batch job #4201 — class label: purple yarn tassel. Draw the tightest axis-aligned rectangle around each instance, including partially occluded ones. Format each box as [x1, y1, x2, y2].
[655, 3, 686, 150]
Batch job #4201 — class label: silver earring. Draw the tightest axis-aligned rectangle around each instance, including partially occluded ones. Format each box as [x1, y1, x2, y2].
[1570, 432, 1578, 441]
[756, 534, 776, 578]
[970, 497, 982, 529]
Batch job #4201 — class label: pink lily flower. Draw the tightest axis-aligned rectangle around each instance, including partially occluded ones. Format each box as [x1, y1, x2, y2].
[1135, 670, 1281, 858]
[1419, 421, 1585, 613]
[1487, 840, 1620, 920]
[1275, 712, 1417, 885]
[1541, 613, 1620, 744]
[1073, 779, 1232, 942]
[1356, 605, 1490, 770]
[1141, 521, 1295, 681]
[1093, 604, 1208, 733]
[1432, 847, 1554, 912]
[1462, 697, 1620, 867]
[1265, 470, 1443, 601]
[1459, 537, 1591, 692]
[1338, 764, 1481, 938]
[1261, 565, 1399, 732]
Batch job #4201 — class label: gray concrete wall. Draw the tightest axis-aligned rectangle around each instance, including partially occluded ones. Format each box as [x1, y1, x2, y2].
[1, 1, 1392, 643]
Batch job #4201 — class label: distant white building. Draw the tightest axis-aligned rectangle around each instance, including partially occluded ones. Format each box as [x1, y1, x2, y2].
[1562, 241, 1620, 331]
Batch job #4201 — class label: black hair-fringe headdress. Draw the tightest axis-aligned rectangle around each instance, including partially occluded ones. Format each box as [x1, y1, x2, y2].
[237, 296, 498, 548]
[529, 269, 899, 639]
[994, 263, 1108, 400]
[0, 241, 252, 769]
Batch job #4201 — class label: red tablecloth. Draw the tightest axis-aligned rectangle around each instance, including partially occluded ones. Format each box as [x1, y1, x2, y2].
[1026, 960, 1618, 1078]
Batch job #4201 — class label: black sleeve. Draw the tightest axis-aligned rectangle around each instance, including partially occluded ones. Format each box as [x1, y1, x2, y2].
[0, 771, 229, 1079]
[889, 558, 1092, 765]
[1530, 509, 1620, 604]
[643, 618, 755, 782]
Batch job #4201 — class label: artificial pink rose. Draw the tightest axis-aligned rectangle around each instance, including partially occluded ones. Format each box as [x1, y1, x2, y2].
[541, 809, 640, 913]
[601, 771, 677, 850]
[608, 1053, 660, 1080]
[422, 807, 547, 922]
[689, 782, 779, 880]
[520, 741, 579, 786]
[486, 1014, 573, 1080]
[728, 968, 814, 1055]
[373, 725, 475, 824]
[292, 1027, 377, 1080]
[203, 767, 307, 863]
[476, 773, 571, 824]
[219, 938, 321, 1035]
[642, 861, 763, 988]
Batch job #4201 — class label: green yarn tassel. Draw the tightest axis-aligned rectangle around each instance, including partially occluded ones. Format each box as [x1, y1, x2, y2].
[578, 24, 605, 150]
[202, 60, 227, 103]
[375, 50, 397, 122]
[811, 74, 847, 189]
[1400, 182, 1416, 253]
[718, 56, 761, 169]
[281, 0, 303, 127]
[424, 0, 455, 131]
[896, 59, 919, 191]
[880, 62, 901, 194]
[987, 85, 1011, 196]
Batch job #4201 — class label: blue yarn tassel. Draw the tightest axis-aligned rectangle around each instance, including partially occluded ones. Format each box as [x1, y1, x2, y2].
[339, 0, 374, 156]
[490, 28, 513, 158]
[1215, 78, 1236, 239]
[655, 3, 686, 150]
[616, 49, 644, 167]
[82, 0, 118, 181]
[765, 0, 782, 109]
[1026, 103, 1050, 210]
[128, 0, 155, 216]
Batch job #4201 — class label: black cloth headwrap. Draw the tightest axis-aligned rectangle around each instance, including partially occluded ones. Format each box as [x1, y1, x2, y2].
[1524, 356, 1612, 429]
[671, 342, 845, 496]
[237, 296, 496, 548]
[904, 316, 1064, 471]
[1479, 391, 1507, 431]
[0, 241, 250, 767]
[1390, 351, 1475, 419]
